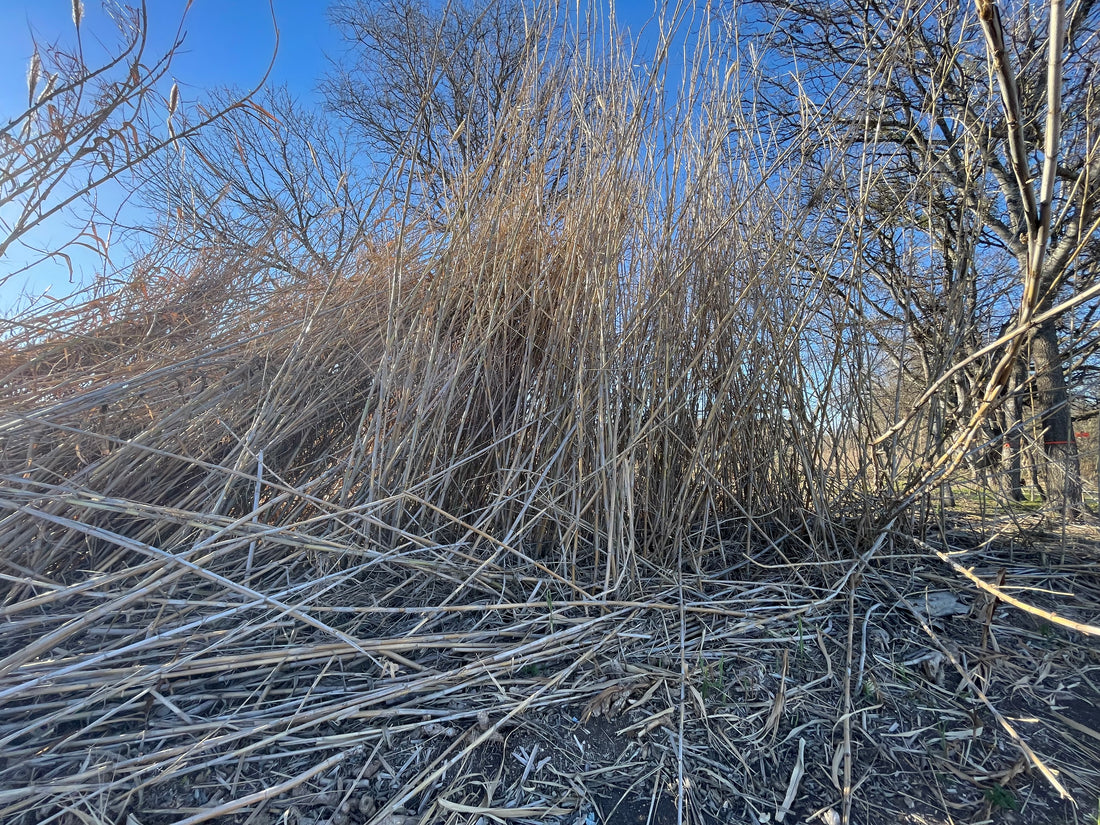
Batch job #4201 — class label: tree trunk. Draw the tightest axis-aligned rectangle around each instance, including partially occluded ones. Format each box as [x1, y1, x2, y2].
[1031, 318, 1083, 518]
[1000, 359, 1024, 502]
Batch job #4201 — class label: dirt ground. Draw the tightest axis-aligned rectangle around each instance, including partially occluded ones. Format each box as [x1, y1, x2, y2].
[1, 517, 1098, 825]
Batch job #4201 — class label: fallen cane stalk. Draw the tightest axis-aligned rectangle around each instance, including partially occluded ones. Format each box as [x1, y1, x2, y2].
[927, 542, 1100, 637]
[883, 576, 1072, 800]
[842, 580, 855, 824]
[776, 737, 806, 823]
[171, 750, 347, 825]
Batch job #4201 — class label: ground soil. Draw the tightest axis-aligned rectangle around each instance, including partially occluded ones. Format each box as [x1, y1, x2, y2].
[2, 517, 1098, 825]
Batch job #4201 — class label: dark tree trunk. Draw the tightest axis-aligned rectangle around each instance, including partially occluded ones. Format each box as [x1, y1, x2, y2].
[1031, 318, 1083, 518]
[1000, 360, 1025, 502]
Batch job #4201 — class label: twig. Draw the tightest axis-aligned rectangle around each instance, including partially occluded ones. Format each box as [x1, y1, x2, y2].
[172, 750, 347, 825]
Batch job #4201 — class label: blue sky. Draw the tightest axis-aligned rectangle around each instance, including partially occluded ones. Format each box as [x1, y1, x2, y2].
[0, 0, 333, 110]
[0, 0, 666, 311]
[0, 0, 334, 310]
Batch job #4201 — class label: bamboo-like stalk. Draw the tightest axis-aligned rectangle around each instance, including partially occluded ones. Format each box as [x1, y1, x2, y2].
[0, 2, 1094, 823]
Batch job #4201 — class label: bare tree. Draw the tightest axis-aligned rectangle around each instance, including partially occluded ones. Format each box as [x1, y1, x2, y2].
[143, 86, 373, 284]
[744, 0, 1100, 516]
[321, 0, 548, 216]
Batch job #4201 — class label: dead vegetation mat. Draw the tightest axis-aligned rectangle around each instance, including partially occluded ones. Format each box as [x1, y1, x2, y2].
[0, 509, 1097, 825]
[0, 249, 1097, 825]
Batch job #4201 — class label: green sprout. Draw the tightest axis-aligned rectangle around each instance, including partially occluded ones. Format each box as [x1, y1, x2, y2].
[984, 784, 1020, 812]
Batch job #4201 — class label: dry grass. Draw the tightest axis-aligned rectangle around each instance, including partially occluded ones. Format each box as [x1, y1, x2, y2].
[1, 3, 1097, 824]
